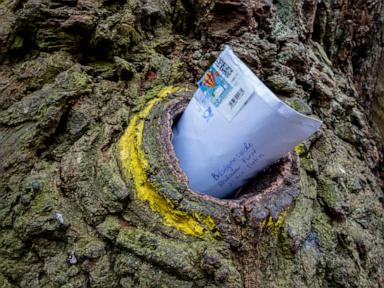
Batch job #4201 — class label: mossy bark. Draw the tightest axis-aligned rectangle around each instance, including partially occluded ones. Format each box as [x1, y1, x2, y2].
[0, 0, 383, 287]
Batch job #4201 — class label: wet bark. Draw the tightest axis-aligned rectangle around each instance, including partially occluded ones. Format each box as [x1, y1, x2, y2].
[0, 0, 383, 287]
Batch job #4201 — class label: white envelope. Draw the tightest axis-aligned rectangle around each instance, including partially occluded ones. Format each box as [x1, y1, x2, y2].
[172, 46, 322, 198]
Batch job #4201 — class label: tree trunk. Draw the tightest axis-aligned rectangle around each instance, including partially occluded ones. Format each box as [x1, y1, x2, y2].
[0, 0, 383, 287]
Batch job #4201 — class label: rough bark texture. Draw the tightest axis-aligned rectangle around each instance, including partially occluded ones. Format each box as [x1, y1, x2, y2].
[0, 0, 383, 287]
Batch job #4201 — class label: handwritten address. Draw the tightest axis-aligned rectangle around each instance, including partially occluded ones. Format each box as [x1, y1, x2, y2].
[210, 142, 265, 188]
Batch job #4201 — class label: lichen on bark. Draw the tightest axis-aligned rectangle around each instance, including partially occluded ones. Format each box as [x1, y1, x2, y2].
[0, 0, 383, 287]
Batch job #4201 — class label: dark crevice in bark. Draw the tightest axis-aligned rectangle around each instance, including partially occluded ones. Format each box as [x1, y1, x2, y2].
[312, 2, 327, 44]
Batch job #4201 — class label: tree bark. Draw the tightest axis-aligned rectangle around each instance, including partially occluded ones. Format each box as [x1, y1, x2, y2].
[0, 0, 383, 287]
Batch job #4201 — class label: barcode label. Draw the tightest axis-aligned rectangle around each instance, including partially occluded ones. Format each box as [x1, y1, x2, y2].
[194, 46, 252, 122]
[228, 88, 244, 110]
[214, 57, 234, 79]
[217, 80, 254, 122]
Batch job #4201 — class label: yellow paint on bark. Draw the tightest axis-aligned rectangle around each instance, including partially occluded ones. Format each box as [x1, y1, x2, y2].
[294, 144, 305, 156]
[119, 86, 218, 239]
[261, 211, 287, 237]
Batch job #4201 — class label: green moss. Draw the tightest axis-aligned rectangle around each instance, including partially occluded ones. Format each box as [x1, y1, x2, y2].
[43, 253, 81, 286]
[11, 36, 24, 49]
[114, 56, 135, 80]
[116, 227, 204, 278]
[300, 157, 318, 174]
[28, 186, 58, 213]
[285, 174, 315, 241]
[71, 72, 91, 89]
[96, 216, 121, 240]
[312, 204, 337, 252]
[0, 273, 12, 288]
[128, 0, 138, 9]
[90, 62, 116, 79]
[0, 257, 40, 285]
[122, 25, 142, 45]
[317, 179, 337, 208]
[76, 238, 105, 260]
[0, 230, 25, 257]
[294, 144, 319, 174]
